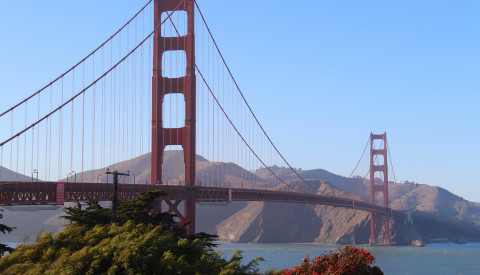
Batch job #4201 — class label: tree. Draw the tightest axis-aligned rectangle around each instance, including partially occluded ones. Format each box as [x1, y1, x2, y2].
[0, 191, 263, 274]
[62, 190, 186, 238]
[0, 209, 14, 257]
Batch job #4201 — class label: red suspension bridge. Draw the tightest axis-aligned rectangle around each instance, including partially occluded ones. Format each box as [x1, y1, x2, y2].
[0, 0, 403, 245]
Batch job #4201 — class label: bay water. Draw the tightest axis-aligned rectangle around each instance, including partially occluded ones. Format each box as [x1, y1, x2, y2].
[217, 242, 480, 274]
[4, 241, 479, 273]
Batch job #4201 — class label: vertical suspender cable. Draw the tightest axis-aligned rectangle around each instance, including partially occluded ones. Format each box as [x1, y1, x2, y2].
[231, 78, 234, 187]
[101, 47, 105, 171]
[31, 125, 34, 179]
[103, 47, 107, 171]
[244, 95, 248, 187]
[121, 32, 125, 172]
[126, 25, 130, 174]
[16, 137, 19, 182]
[71, 70, 75, 176]
[119, 32, 122, 172]
[134, 21, 137, 178]
[24, 103, 27, 176]
[82, 63, 85, 182]
[222, 61, 225, 187]
[237, 84, 240, 187]
[113, 56, 116, 168]
[387, 141, 404, 211]
[148, 5, 152, 170]
[253, 115, 255, 189]
[37, 94, 40, 180]
[201, 21, 205, 186]
[169, 20, 172, 184]
[212, 47, 215, 187]
[133, 18, 137, 176]
[140, 12, 144, 169]
[175, 17, 179, 184]
[206, 34, 210, 186]
[240, 93, 243, 186]
[92, 54, 97, 182]
[212, 45, 216, 187]
[217, 49, 220, 187]
[160, 17, 165, 184]
[49, 86, 52, 181]
[175, 13, 179, 184]
[10, 111, 13, 180]
[110, 42, 113, 170]
[45, 113, 48, 182]
[148, 5, 152, 157]
[121, 38, 125, 173]
[59, 77, 64, 180]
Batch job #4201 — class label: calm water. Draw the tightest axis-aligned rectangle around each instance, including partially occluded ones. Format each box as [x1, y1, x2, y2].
[5, 241, 480, 274]
[217, 242, 480, 274]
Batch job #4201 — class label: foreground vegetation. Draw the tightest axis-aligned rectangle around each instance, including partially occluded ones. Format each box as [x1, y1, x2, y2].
[0, 209, 14, 257]
[0, 190, 383, 274]
[0, 190, 262, 274]
[269, 246, 383, 275]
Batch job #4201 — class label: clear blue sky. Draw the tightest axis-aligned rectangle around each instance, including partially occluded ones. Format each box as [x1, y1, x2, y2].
[0, 1, 479, 202]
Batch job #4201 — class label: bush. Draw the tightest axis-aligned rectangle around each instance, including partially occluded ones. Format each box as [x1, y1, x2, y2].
[272, 246, 383, 275]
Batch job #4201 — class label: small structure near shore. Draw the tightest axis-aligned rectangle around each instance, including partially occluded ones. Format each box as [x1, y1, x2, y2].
[411, 240, 424, 247]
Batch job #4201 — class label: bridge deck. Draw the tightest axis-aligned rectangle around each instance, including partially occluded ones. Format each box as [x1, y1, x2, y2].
[0, 182, 403, 217]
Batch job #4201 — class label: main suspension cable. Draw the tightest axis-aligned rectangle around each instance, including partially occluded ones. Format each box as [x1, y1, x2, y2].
[194, 1, 316, 192]
[0, 3, 182, 148]
[0, 0, 154, 119]
[196, 66, 295, 191]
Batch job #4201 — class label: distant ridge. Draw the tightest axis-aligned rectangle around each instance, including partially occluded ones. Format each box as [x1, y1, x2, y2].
[2, 152, 480, 244]
[0, 166, 36, 182]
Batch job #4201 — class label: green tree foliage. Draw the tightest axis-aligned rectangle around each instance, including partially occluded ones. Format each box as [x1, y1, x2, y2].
[62, 190, 186, 238]
[62, 190, 176, 226]
[0, 191, 263, 274]
[0, 209, 15, 257]
[62, 199, 111, 227]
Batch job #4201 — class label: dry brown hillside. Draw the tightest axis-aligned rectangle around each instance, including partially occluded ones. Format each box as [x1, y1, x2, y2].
[2, 152, 480, 244]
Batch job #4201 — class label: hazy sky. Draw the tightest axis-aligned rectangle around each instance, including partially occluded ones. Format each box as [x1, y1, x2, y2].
[0, 1, 479, 202]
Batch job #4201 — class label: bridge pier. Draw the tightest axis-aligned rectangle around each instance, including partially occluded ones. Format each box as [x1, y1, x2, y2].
[369, 133, 390, 245]
[369, 212, 390, 245]
[151, 0, 197, 235]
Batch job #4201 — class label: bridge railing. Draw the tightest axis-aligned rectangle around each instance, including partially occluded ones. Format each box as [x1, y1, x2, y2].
[0, 181, 402, 218]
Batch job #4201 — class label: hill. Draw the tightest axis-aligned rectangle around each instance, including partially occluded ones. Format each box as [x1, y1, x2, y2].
[2, 152, 480, 245]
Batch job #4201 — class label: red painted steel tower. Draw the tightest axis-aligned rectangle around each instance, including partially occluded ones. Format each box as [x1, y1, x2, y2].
[152, 0, 196, 235]
[369, 133, 390, 245]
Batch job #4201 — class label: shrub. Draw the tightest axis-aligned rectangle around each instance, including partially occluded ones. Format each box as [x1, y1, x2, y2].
[272, 246, 383, 275]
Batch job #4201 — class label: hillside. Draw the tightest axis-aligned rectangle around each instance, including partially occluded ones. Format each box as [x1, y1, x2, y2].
[1, 166, 36, 182]
[2, 152, 480, 245]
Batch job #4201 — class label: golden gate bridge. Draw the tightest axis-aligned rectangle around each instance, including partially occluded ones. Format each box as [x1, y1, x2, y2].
[0, 0, 403, 245]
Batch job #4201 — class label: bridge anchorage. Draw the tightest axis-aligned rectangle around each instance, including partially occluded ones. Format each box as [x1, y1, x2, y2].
[0, 0, 403, 245]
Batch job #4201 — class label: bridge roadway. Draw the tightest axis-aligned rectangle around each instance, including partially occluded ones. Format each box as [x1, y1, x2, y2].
[0, 182, 403, 217]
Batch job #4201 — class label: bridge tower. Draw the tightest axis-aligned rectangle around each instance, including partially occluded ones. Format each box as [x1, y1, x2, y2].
[369, 133, 390, 245]
[152, 0, 196, 235]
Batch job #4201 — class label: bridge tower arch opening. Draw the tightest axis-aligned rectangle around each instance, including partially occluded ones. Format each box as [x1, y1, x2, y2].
[369, 132, 390, 245]
[152, 0, 196, 235]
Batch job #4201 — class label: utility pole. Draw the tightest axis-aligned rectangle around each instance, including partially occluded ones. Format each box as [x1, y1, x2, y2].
[106, 170, 130, 223]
